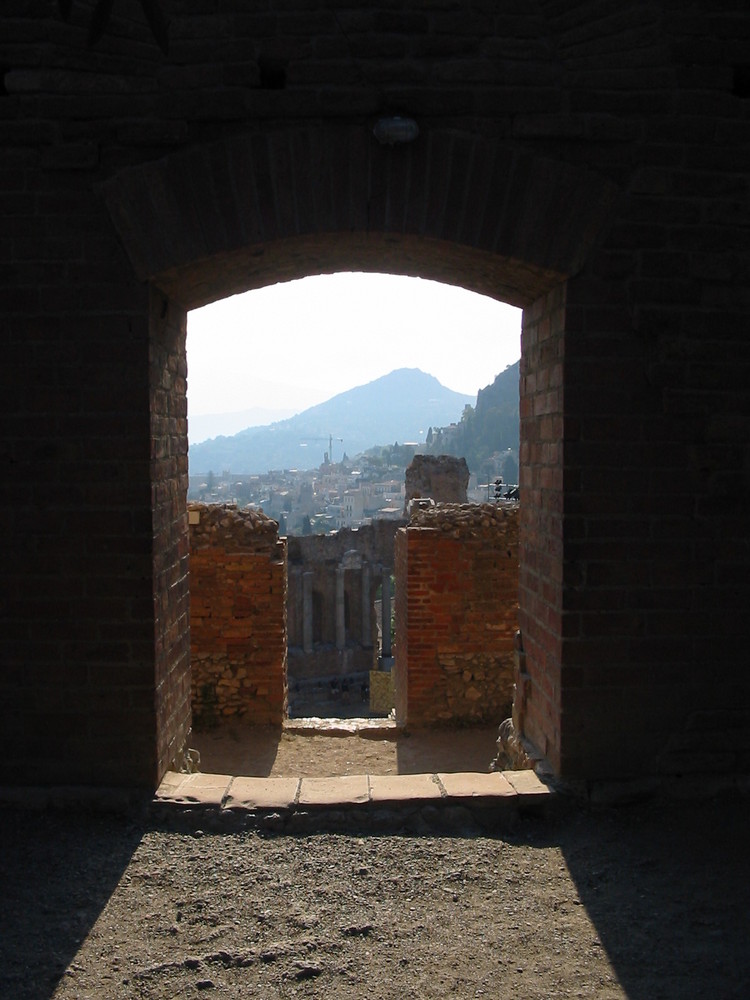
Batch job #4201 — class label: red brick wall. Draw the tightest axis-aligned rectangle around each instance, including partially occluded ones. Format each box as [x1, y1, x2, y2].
[518, 286, 566, 772]
[189, 504, 287, 725]
[151, 290, 192, 781]
[394, 504, 519, 727]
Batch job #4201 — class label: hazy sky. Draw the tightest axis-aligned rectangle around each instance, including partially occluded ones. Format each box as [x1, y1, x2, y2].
[186, 272, 522, 418]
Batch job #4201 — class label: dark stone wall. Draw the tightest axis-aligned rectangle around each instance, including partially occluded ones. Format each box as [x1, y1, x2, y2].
[2, 1, 749, 786]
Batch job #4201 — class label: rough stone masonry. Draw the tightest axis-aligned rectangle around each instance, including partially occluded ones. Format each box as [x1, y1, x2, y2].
[404, 454, 470, 511]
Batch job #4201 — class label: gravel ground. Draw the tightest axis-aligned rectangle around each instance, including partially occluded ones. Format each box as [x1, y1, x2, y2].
[188, 723, 500, 778]
[1, 794, 748, 1000]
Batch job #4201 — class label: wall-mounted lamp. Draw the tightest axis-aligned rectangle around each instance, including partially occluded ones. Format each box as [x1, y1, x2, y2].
[373, 116, 419, 146]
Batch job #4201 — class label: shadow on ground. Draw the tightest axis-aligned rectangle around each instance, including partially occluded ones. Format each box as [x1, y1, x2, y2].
[0, 807, 143, 1000]
[557, 796, 750, 1000]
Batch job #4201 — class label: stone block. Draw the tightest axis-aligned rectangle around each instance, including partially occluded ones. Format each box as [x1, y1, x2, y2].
[503, 769, 554, 801]
[369, 773, 442, 803]
[155, 772, 233, 806]
[224, 776, 300, 811]
[438, 771, 516, 800]
[370, 670, 394, 715]
[298, 775, 370, 807]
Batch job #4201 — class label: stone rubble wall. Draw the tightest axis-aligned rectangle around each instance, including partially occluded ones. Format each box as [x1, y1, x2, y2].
[404, 454, 470, 512]
[370, 670, 395, 716]
[188, 503, 287, 726]
[395, 502, 519, 727]
[287, 520, 404, 567]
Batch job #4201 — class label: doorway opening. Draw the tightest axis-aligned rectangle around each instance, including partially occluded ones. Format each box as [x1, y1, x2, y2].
[185, 272, 522, 733]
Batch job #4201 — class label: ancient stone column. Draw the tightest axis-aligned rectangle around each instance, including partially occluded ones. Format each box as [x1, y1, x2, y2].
[381, 568, 392, 658]
[289, 564, 302, 647]
[302, 571, 313, 654]
[336, 565, 346, 650]
[361, 562, 371, 647]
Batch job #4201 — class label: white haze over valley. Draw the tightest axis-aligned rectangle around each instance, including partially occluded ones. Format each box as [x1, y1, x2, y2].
[187, 273, 521, 444]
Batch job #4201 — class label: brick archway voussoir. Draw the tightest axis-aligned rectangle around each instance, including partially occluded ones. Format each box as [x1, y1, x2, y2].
[101, 125, 619, 309]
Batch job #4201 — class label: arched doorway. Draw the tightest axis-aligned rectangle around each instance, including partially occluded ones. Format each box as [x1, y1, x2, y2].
[102, 124, 618, 783]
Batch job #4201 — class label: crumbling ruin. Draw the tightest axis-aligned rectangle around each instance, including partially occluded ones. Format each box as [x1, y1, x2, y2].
[395, 502, 519, 727]
[404, 455, 470, 512]
[188, 504, 287, 726]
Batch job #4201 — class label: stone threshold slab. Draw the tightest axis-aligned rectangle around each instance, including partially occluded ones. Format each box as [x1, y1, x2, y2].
[283, 717, 399, 737]
[154, 769, 554, 813]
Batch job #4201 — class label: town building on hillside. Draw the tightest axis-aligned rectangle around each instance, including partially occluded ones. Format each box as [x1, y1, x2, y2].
[342, 489, 365, 528]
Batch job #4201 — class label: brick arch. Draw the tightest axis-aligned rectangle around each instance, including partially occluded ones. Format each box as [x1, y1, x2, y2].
[102, 124, 619, 309]
[103, 125, 620, 782]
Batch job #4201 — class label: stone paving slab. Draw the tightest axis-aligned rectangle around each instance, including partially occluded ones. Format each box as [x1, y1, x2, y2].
[154, 772, 233, 806]
[503, 768, 555, 801]
[225, 776, 300, 811]
[298, 774, 370, 806]
[369, 773, 442, 803]
[152, 769, 557, 820]
[438, 771, 516, 799]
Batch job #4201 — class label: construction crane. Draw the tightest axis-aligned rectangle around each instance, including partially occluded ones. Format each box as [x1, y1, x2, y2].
[299, 434, 344, 465]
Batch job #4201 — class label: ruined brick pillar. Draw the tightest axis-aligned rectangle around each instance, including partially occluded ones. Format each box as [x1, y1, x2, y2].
[394, 503, 519, 727]
[405, 454, 470, 511]
[189, 504, 287, 725]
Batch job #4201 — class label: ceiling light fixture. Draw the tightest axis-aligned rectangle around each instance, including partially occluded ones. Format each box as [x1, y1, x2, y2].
[373, 116, 419, 146]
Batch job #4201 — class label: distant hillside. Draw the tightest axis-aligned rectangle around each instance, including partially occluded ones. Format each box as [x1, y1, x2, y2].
[424, 361, 520, 473]
[188, 368, 474, 474]
[189, 405, 300, 444]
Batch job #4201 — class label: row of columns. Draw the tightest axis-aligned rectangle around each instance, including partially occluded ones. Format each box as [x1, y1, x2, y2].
[293, 560, 391, 656]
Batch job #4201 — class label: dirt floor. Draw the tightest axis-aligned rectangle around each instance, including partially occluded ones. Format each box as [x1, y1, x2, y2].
[1, 790, 748, 1000]
[1, 724, 748, 1000]
[188, 721, 501, 778]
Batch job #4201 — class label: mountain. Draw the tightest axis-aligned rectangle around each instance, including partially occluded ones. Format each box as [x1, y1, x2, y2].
[189, 406, 300, 444]
[188, 368, 475, 475]
[424, 361, 520, 472]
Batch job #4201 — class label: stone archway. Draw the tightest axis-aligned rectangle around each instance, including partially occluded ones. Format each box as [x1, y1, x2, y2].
[102, 124, 619, 782]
